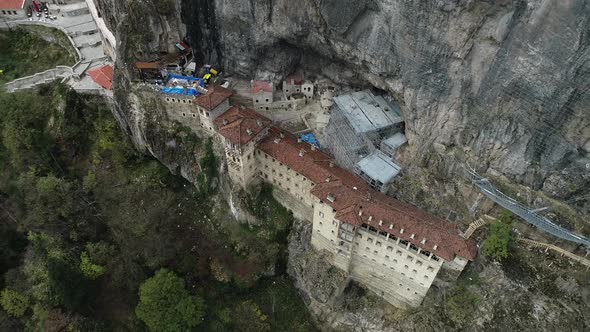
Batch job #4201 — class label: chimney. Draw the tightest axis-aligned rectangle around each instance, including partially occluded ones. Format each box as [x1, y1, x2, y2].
[353, 186, 357, 190]
[358, 209, 363, 217]
[433, 244, 438, 250]
[410, 234, 415, 239]
[329, 161, 334, 168]
[274, 137, 281, 144]
[400, 228, 404, 234]
[311, 145, 316, 151]
[246, 128, 253, 136]
[297, 138, 302, 143]
[222, 119, 228, 125]
[299, 149, 305, 157]
[378, 220, 383, 226]
[368, 215, 373, 222]
[327, 194, 335, 203]
[256, 119, 262, 127]
[280, 132, 284, 138]
[421, 238, 426, 245]
[389, 224, 393, 229]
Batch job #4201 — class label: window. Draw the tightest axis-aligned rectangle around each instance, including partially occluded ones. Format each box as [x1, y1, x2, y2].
[412, 269, 417, 274]
[427, 266, 434, 272]
[424, 275, 429, 279]
[404, 265, 409, 269]
[1, 10, 5, 15]
[365, 247, 370, 251]
[373, 251, 378, 255]
[416, 261, 423, 266]
[256, 99, 259, 103]
[396, 250, 402, 256]
[393, 259, 398, 263]
[385, 255, 390, 260]
[407, 256, 413, 262]
[376, 241, 382, 247]
[387, 246, 393, 252]
[367, 238, 373, 243]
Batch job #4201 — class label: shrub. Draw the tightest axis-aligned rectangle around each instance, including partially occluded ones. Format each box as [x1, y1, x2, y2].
[135, 269, 205, 332]
[0, 289, 29, 318]
[483, 211, 513, 261]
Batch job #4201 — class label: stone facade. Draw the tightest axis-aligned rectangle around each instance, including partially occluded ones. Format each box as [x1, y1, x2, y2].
[210, 105, 476, 309]
[167, 89, 476, 308]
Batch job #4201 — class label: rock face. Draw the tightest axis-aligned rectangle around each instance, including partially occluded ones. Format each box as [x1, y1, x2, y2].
[181, 0, 589, 205]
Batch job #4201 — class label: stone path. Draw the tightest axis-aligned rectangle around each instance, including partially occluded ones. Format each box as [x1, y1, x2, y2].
[2, 0, 111, 94]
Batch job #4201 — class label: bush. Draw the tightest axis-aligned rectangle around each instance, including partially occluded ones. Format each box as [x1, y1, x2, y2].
[483, 211, 513, 261]
[0, 289, 29, 318]
[445, 285, 479, 327]
[136, 269, 205, 332]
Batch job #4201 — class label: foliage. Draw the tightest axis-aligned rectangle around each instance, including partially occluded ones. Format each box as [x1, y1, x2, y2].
[135, 269, 205, 332]
[0, 289, 29, 318]
[445, 285, 480, 328]
[232, 300, 271, 332]
[79, 252, 105, 280]
[0, 27, 76, 84]
[483, 211, 513, 261]
[82, 172, 97, 192]
[0, 85, 315, 330]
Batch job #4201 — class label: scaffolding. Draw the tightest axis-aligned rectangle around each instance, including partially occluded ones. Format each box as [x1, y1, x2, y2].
[324, 90, 403, 171]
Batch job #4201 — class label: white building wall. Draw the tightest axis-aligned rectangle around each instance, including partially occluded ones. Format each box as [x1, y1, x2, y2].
[85, 0, 116, 60]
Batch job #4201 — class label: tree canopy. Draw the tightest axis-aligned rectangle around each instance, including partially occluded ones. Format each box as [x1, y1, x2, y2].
[135, 269, 205, 332]
[483, 211, 514, 261]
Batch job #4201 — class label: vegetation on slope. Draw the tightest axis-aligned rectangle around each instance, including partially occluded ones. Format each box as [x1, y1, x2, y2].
[0, 27, 77, 84]
[0, 84, 315, 331]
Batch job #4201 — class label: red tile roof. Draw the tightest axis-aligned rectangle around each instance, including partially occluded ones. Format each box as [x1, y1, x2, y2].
[194, 85, 233, 111]
[257, 126, 477, 262]
[251, 80, 273, 94]
[87, 65, 113, 90]
[0, 0, 26, 9]
[214, 106, 272, 146]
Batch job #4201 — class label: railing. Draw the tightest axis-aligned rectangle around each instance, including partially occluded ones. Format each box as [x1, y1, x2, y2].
[465, 167, 590, 247]
[5, 66, 74, 92]
[517, 237, 590, 268]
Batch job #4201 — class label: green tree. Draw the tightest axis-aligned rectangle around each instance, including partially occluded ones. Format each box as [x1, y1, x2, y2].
[79, 252, 105, 280]
[135, 269, 205, 332]
[232, 300, 270, 332]
[483, 211, 513, 261]
[445, 285, 480, 328]
[0, 289, 29, 318]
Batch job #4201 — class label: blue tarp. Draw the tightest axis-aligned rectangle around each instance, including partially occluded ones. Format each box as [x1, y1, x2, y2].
[300, 133, 321, 148]
[160, 74, 204, 96]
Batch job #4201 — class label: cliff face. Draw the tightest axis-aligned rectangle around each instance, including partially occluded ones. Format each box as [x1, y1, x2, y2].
[184, 0, 589, 203]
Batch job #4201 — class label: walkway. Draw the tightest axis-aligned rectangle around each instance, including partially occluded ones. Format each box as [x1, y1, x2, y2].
[517, 237, 590, 268]
[2, 0, 111, 94]
[464, 167, 590, 247]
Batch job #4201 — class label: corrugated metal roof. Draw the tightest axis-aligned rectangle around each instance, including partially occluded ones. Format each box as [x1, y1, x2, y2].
[333, 91, 403, 134]
[356, 150, 401, 184]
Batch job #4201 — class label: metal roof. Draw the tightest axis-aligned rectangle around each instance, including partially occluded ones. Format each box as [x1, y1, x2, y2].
[333, 91, 403, 134]
[382, 133, 407, 149]
[0, 0, 26, 9]
[356, 150, 401, 184]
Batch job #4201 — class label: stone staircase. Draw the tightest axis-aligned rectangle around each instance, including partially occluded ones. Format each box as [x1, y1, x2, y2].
[3, 0, 112, 93]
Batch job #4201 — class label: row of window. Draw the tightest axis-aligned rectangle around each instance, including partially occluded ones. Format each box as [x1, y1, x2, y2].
[361, 252, 431, 283]
[358, 240, 435, 272]
[1, 10, 18, 15]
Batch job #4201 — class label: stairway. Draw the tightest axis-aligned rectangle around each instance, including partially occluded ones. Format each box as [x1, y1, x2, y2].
[517, 237, 590, 268]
